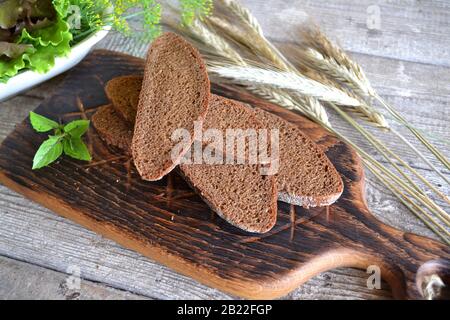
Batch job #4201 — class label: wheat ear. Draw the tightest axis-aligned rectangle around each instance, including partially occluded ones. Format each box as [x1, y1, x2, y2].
[166, 16, 246, 65]
[214, 0, 293, 71]
[207, 16, 290, 71]
[303, 27, 450, 179]
[189, 19, 246, 64]
[208, 62, 362, 107]
[248, 85, 331, 127]
[219, 0, 264, 35]
[298, 48, 388, 129]
[303, 28, 375, 96]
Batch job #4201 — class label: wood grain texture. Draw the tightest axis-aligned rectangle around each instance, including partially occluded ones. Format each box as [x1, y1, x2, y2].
[0, 51, 448, 299]
[0, 255, 148, 300]
[0, 0, 449, 300]
[237, 0, 450, 67]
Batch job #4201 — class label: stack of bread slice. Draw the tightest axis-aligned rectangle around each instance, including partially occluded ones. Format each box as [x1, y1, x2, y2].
[92, 32, 343, 233]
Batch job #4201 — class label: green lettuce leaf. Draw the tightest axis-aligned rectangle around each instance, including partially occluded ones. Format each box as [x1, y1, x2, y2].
[0, 0, 72, 82]
[19, 16, 71, 47]
[19, 18, 72, 74]
[0, 56, 26, 82]
[0, 45, 35, 82]
[25, 33, 71, 73]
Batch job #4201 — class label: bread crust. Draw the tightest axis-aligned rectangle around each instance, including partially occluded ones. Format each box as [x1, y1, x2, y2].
[253, 108, 344, 207]
[91, 104, 133, 154]
[105, 75, 143, 124]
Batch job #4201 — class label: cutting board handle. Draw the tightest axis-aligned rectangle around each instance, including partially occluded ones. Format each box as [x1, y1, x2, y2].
[342, 205, 450, 300]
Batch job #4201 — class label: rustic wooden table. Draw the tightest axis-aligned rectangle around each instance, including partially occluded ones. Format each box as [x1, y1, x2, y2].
[0, 0, 449, 300]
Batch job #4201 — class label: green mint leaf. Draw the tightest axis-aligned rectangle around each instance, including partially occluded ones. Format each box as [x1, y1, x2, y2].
[29, 111, 60, 133]
[63, 119, 90, 138]
[63, 138, 91, 161]
[32, 135, 63, 169]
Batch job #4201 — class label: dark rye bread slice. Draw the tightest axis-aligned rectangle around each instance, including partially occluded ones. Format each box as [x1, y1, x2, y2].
[92, 95, 278, 233]
[253, 108, 344, 207]
[179, 95, 277, 233]
[105, 75, 143, 124]
[91, 105, 133, 153]
[179, 164, 277, 233]
[184, 94, 268, 164]
[132, 32, 210, 181]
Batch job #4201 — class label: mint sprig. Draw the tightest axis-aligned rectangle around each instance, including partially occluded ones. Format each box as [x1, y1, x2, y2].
[30, 111, 91, 169]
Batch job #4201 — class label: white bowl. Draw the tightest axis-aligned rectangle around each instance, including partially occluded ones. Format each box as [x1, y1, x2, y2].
[0, 27, 110, 102]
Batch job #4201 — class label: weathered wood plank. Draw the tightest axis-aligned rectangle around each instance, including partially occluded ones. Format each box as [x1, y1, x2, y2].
[0, 255, 149, 300]
[285, 268, 392, 300]
[241, 0, 450, 67]
[0, 0, 449, 300]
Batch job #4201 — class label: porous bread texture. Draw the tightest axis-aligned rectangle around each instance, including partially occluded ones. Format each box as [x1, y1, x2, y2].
[105, 75, 143, 124]
[185, 94, 269, 165]
[131, 32, 210, 181]
[253, 108, 344, 207]
[180, 95, 277, 233]
[91, 105, 133, 153]
[204, 95, 262, 131]
[179, 164, 277, 233]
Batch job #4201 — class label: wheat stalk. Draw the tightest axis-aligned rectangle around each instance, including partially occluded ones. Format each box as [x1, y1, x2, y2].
[375, 93, 450, 172]
[188, 19, 246, 65]
[364, 160, 450, 246]
[207, 16, 290, 71]
[328, 102, 450, 207]
[301, 26, 450, 180]
[208, 62, 362, 107]
[218, 0, 264, 35]
[248, 85, 331, 127]
[302, 28, 376, 97]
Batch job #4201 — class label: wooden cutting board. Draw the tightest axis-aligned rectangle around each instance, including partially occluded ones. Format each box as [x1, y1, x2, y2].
[0, 50, 448, 300]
